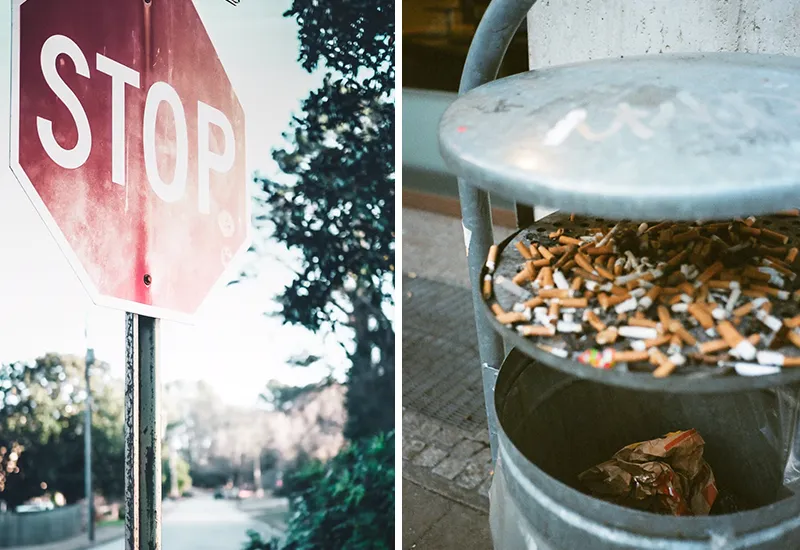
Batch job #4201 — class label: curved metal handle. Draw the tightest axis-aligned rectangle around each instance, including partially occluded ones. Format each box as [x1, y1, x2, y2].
[459, 0, 538, 94]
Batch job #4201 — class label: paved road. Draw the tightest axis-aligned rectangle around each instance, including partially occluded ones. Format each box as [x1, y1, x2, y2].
[96, 494, 283, 550]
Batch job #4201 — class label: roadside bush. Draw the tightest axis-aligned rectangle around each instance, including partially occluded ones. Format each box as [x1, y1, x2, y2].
[243, 530, 280, 550]
[244, 431, 394, 550]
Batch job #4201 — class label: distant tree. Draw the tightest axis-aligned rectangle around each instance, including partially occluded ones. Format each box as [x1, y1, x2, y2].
[0, 354, 124, 508]
[252, 0, 395, 442]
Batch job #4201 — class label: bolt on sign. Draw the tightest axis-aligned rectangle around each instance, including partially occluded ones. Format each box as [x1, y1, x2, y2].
[10, 0, 250, 321]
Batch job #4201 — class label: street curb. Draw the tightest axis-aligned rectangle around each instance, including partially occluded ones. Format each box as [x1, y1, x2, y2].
[403, 460, 489, 514]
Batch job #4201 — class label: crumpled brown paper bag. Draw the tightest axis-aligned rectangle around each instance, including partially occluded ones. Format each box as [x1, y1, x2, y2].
[578, 429, 718, 516]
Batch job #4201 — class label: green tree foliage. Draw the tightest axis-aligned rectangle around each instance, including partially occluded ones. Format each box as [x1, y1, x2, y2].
[283, 0, 394, 91]
[245, 432, 395, 550]
[0, 354, 124, 508]
[255, 0, 395, 443]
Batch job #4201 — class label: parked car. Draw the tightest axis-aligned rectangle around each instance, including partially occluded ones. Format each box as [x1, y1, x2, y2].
[16, 502, 54, 513]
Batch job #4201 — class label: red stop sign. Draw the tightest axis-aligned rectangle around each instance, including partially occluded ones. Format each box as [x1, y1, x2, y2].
[10, 0, 249, 321]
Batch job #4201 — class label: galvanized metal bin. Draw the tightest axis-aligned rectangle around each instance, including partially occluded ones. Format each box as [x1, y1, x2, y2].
[437, 0, 800, 547]
[490, 349, 800, 549]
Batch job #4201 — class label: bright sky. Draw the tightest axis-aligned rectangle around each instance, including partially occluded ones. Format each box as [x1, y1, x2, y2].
[0, 0, 351, 405]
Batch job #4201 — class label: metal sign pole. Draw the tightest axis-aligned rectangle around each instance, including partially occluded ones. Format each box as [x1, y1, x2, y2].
[125, 313, 162, 550]
[84, 342, 95, 542]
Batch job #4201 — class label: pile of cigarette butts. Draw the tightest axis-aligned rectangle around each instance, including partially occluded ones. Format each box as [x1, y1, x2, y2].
[483, 212, 800, 378]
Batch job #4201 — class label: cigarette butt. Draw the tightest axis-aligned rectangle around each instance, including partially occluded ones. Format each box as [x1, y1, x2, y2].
[596, 327, 619, 344]
[491, 303, 505, 316]
[699, 339, 730, 354]
[486, 245, 499, 272]
[646, 221, 671, 234]
[529, 244, 542, 259]
[666, 249, 689, 268]
[749, 284, 790, 300]
[649, 347, 669, 365]
[610, 285, 629, 297]
[523, 296, 545, 309]
[614, 350, 650, 363]
[553, 270, 570, 290]
[667, 293, 685, 306]
[559, 298, 588, 308]
[554, 246, 577, 269]
[585, 245, 615, 256]
[644, 334, 672, 349]
[779, 209, 800, 216]
[597, 293, 610, 310]
[548, 245, 568, 256]
[563, 260, 577, 272]
[629, 318, 659, 329]
[585, 310, 606, 332]
[607, 293, 632, 307]
[639, 285, 662, 310]
[539, 288, 570, 299]
[677, 282, 695, 296]
[483, 275, 493, 299]
[669, 320, 698, 346]
[708, 280, 740, 290]
[541, 266, 554, 288]
[533, 258, 552, 267]
[559, 235, 583, 247]
[688, 303, 715, 329]
[696, 285, 709, 304]
[696, 261, 724, 285]
[653, 360, 677, 378]
[548, 228, 564, 239]
[733, 298, 767, 317]
[512, 267, 532, 285]
[548, 302, 560, 319]
[787, 248, 799, 263]
[570, 213, 576, 222]
[673, 229, 700, 244]
[518, 324, 556, 337]
[761, 228, 790, 244]
[539, 246, 555, 262]
[657, 305, 672, 328]
[596, 265, 615, 281]
[785, 315, 800, 329]
[575, 253, 595, 274]
[614, 261, 624, 276]
[717, 320, 745, 347]
[496, 311, 528, 324]
[573, 267, 605, 283]
[743, 266, 771, 282]
[788, 330, 800, 349]
[739, 225, 761, 237]
[571, 276, 583, 292]
[619, 326, 660, 340]
[515, 241, 532, 259]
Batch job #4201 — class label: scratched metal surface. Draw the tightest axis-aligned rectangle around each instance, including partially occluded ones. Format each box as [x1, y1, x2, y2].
[440, 52, 800, 221]
[485, 212, 800, 393]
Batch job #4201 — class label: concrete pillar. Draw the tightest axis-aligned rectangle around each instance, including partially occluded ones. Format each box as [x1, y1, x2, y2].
[526, 0, 800, 219]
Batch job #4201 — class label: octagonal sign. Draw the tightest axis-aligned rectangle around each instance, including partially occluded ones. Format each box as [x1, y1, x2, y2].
[10, 0, 249, 321]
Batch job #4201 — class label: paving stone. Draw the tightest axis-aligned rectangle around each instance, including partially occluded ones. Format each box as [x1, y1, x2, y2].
[402, 438, 426, 461]
[454, 462, 488, 490]
[416, 417, 444, 441]
[467, 447, 493, 470]
[450, 439, 485, 459]
[436, 425, 472, 449]
[432, 456, 469, 481]
[413, 446, 448, 468]
[402, 408, 424, 431]
[468, 426, 491, 444]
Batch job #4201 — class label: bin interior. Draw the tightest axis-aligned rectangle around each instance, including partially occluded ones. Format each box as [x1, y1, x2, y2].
[498, 360, 800, 514]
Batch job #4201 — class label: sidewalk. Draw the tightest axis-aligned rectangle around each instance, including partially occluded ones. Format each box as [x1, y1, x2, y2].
[4, 522, 124, 550]
[402, 208, 513, 549]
